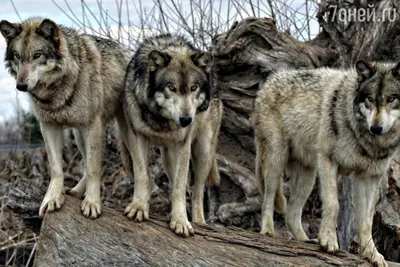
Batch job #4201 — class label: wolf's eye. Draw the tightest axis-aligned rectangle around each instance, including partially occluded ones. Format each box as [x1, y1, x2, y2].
[387, 97, 396, 103]
[33, 53, 41, 59]
[13, 53, 20, 60]
[167, 84, 176, 92]
[367, 96, 373, 102]
[190, 84, 199, 92]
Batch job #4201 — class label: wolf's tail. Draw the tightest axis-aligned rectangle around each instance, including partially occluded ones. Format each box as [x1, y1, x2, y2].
[274, 180, 286, 214]
[205, 99, 223, 187]
[258, 178, 286, 214]
[206, 156, 220, 187]
[256, 152, 287, 214]
[120, 140, 134, 179]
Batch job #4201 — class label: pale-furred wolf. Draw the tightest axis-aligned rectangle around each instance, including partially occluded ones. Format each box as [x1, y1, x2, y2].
[253, 60, 400, 266]
[0, 18, 132, 218]
[119, 34, 222, 237]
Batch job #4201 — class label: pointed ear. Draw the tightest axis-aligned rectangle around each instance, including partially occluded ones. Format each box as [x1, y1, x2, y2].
[355, 59, 375, 83]
[36, 19, 61, 48]
[148, 50, 171, 71]
[0, 20, 21, 40]
[192, 52, 213, 74]
[392, 62, 400, 79]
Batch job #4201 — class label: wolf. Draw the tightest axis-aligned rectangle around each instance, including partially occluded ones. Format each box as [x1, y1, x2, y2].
[119, 34, 222, 237]
[0, 18, 132, 219]
[253, 60, 400, 266]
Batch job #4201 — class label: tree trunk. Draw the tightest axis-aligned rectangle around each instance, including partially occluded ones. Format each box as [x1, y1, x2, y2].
[7, 178, 372, 267]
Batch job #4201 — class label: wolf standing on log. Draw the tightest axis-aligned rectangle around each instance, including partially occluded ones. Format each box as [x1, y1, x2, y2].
[0, 18, 132, 219]
[253, 60, 400, 266]
[119, 34, 222, 237]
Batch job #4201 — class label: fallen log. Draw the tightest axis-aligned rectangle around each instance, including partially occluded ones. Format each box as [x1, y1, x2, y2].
[7, 179, 373, 266]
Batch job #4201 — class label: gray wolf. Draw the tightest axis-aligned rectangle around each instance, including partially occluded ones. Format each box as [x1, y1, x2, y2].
[119, 34, 222, 237]
[0, 18, 132, 219]
[253, 60, 400, 266]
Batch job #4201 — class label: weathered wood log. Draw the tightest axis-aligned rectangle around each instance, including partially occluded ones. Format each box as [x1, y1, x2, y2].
[7, 179, 372, 266]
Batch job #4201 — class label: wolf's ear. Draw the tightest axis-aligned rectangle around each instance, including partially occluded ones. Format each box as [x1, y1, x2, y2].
[192, 52, 213, 74]
[36, 19, 61, 48]
[355, 59, 375, 83]
[391, 62, 400, 79]
[148, 50, 171, 71]
[0, 20, 21, 40]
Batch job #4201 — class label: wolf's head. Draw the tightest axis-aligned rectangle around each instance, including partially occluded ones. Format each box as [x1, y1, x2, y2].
[355, 59, 400, 136]
[147, 48, 213, 128]
[0, 18, 64, 92]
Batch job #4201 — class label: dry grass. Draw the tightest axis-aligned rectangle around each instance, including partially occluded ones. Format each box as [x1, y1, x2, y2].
[0, 125, 119, 266]
[0, 152, 37, 267]
[0, 124, 169, 266]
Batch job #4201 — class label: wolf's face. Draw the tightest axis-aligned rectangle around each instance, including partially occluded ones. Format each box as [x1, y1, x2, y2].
[355, 60, 400, 135]
[147, 49, 212, 127]
[0, 19, 63, 92]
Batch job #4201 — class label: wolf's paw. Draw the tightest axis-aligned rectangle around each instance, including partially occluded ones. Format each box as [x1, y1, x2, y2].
[65, 187, 84, 199]
[260, 226, 275, 237]
[170, 216, 194, 237]
[39, 188, 65, 217]
[369, 251, 387, 267]
[81, 196, 101, 219]
[124, 200, 149, 222]
[318, 230, 339, 252]
[361, 246, 387, 267]
[192, 211, 206, 224]
[192, 217, 206, 225]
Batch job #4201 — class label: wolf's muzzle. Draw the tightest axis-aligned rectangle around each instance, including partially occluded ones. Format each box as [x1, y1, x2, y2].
[179, 116, 192, 127]
[16, 83, 29, 92]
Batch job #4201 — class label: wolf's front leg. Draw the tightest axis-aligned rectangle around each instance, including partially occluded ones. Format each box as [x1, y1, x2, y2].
[354, 174, 387, 267]
[317, 153, 339, 252]
[168, 141, 194, 237]
[124, 132, 151, 222]
[39, 123, 65, 217]
[80, 116, 102, 219]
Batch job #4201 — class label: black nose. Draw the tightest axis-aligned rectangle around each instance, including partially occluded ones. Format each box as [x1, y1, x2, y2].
[370, 125, 383, 135]
[16, 83, 28, 92]
[179, 116, 192, 127]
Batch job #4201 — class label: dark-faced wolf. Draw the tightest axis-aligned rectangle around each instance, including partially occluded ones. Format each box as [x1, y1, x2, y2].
[119, 34, 222, 237]
[0, 18, 132, 219]
[253, 60, 400, 266]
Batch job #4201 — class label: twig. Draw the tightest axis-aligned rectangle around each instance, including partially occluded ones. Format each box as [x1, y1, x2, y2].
[9, 0, 22, 22]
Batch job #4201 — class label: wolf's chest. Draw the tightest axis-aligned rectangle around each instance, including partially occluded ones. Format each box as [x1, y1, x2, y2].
[31, 102, 91, 127]
[146, 127, 192, 146]
[333, 144, 391, 177]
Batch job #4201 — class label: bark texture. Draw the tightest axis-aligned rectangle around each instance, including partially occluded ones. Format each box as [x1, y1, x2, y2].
[7, 179, 372, 267]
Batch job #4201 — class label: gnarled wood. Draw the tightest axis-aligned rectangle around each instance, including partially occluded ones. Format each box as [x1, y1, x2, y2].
[7, 179, 371, 267]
